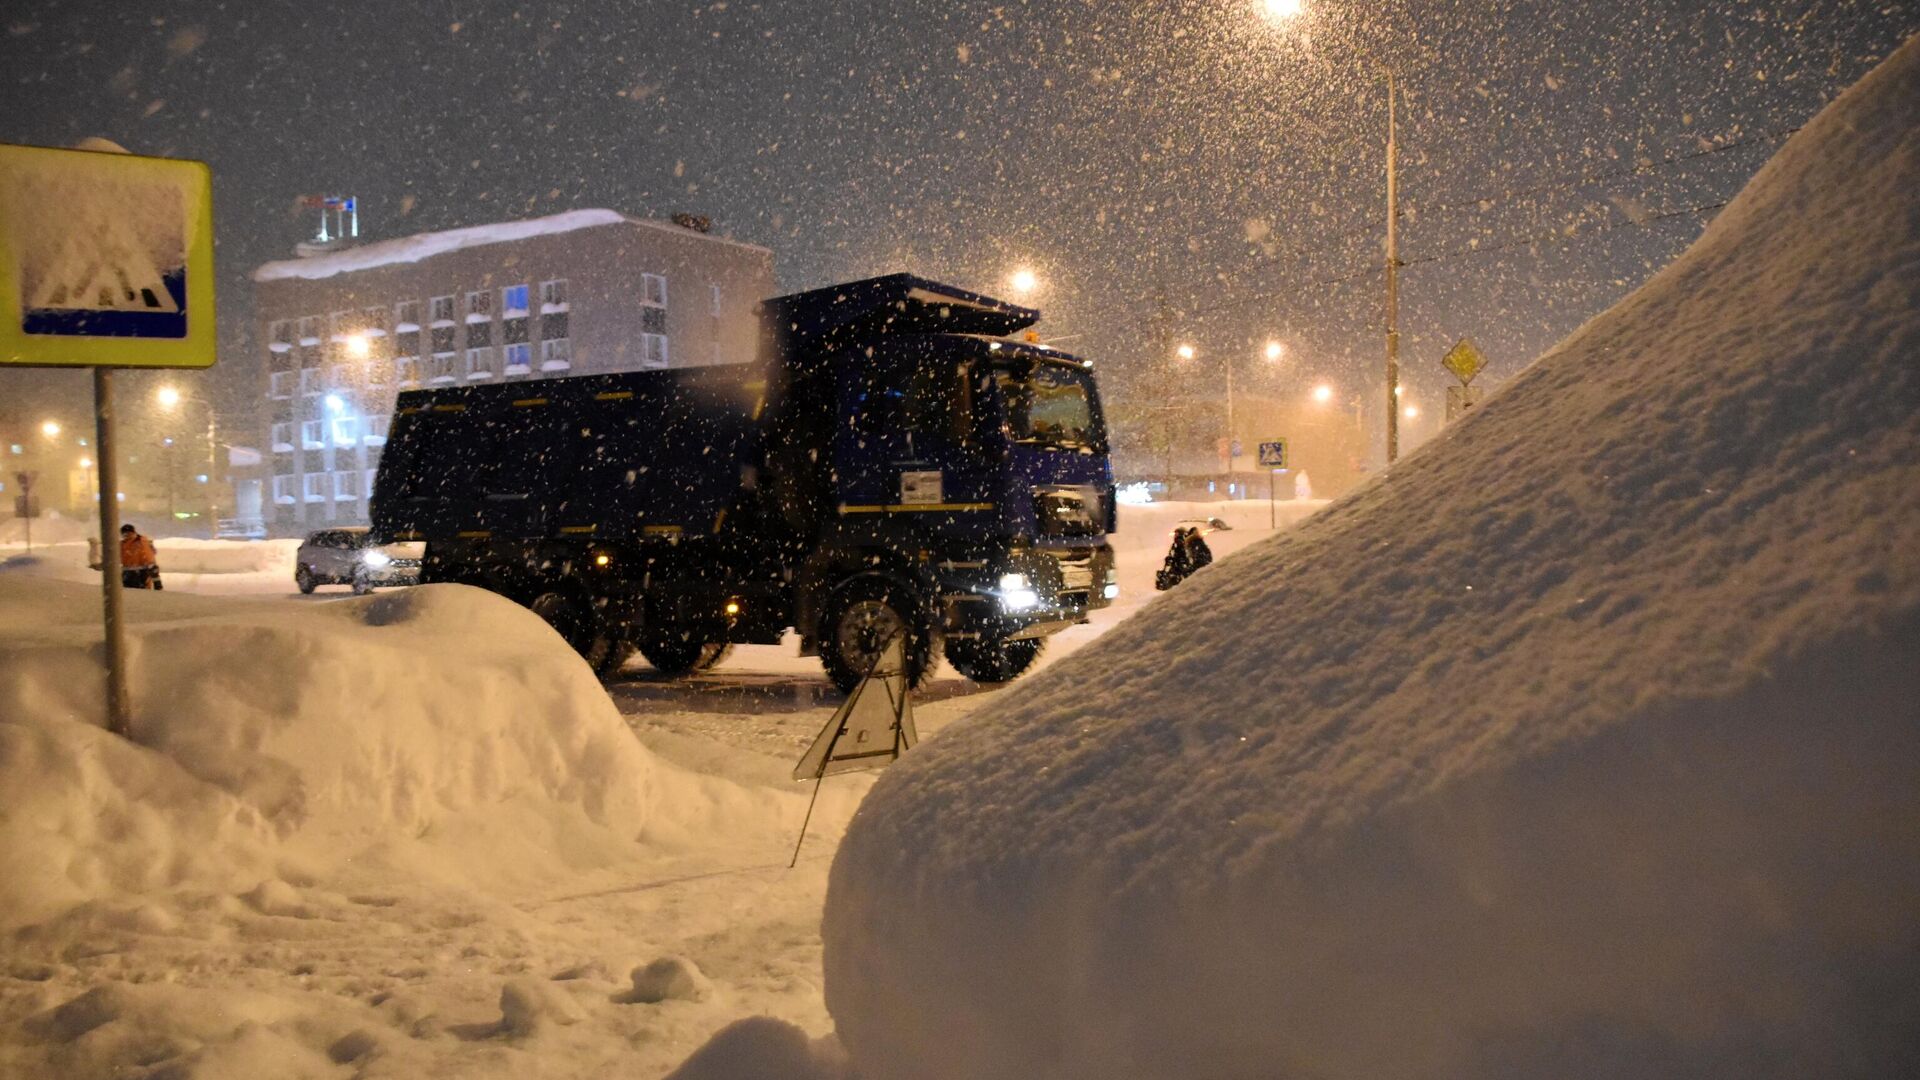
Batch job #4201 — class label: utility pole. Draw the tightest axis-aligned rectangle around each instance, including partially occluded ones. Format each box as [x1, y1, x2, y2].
[1225, 355, 1236, 477]
[1384, 68, 1401, 466]
[1156, 282, 1176, 485]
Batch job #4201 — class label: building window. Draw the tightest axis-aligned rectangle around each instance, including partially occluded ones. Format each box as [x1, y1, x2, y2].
[268, 320, 293, 353]
[297, 316, 321, 344]
[430, 295, 455, 324]
[431, 323, 456, 353]
[540, 310, 569, 343]
[367, 359, 388, 389]
[333, 470, 360, 501]
[269, 370, 294, 399]
[428, 353, 457, 382]
[273, 474, 296, 505]
[641, 333, 669, 370]
[271, 423, 294, 452]
[466, 346, 496, 380]
[366, 414, 390, 445]
[331, 415, 359, 446]
[466, 290, 492, 322]
[299, 368, 321, 396]
[362, 306, 388, 335]
[540, 278, 567, 311]
[710, 283, 722, 317]
[395, 300, 422, 330]
[302, 472, 327, 503]
[300, 420, 325, 449]
[642, 273, 667, 308]
[503, 342, 532, 374]
[396, 327, 421, 357]
[539, 337, 571, 371]
[329, 310, 353, 341]
[502, 284, 529, 317]
[395, 355, 419, 386]
[466, 320, 491, 349]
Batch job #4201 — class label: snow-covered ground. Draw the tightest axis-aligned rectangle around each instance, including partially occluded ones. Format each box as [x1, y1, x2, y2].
[0, 499, 1318, 1079]
[821, 37, 1920, 1080]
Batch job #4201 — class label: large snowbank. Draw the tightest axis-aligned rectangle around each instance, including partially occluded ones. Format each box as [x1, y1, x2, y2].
[822, 37, 1920, 1080]
[0, 577, 679, 928]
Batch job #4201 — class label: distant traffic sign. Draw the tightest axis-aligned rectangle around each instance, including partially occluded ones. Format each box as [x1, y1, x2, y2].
[1257, 440, 1289, 469]
[1440, 337, 1487, 385]
[0, 142, 216, 368]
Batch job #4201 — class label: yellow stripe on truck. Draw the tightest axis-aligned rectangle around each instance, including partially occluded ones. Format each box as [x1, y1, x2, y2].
[838, 503, 996, 514]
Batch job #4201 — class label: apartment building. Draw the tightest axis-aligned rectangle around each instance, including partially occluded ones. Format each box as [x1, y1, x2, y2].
[241, 209, 775, 535]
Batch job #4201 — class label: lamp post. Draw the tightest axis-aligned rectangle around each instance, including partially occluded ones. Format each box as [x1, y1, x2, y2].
[156, 384, 220, 537]
[1261, 0, 1402, 464]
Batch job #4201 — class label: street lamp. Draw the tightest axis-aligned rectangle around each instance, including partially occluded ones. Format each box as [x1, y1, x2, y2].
[156, 384, 219, 536]
[1264, 340, 1285, 362]
[40, 419, 61, 438]
[1176, 343, 1196, 361]
[1260, 0, 1402, 464]
[1311, 383, 1334, 405]
[1007, 268, 1040, 296]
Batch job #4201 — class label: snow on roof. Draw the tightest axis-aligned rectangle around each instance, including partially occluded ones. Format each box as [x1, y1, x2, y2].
[252, 208, 769, 283]
[822, 36, 1920, 1080]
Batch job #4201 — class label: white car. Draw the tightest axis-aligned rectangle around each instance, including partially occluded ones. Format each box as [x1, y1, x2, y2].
[295, 528, 424, 595]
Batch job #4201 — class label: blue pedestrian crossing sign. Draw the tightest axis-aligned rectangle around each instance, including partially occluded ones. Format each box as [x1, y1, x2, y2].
[1258, 440, 1289, 469]
[0, 142, 216, 368]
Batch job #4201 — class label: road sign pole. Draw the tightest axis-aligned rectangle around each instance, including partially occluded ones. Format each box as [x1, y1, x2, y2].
[93, 367, 131, 737]
[1269, 469, 1276, 529]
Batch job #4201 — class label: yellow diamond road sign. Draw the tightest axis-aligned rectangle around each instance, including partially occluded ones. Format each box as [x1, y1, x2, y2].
[0, 142, 216, 368]
[1440, 337, 1486, 385]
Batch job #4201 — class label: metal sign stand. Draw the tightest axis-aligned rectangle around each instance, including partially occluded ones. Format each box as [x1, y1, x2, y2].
[93, 368, 130, 736]
[789, 636, 915, 867]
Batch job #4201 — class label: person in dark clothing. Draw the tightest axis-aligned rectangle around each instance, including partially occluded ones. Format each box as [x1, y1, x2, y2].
[1156, 527, 1196, 591]
[1184, 527, 1214, 571]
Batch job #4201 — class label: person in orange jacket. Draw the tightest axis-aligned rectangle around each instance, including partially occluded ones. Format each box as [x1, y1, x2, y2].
[119, 523, 161, 589]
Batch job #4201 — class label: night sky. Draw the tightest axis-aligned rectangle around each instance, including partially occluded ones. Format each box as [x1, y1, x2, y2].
[3, 0, 1915, 446]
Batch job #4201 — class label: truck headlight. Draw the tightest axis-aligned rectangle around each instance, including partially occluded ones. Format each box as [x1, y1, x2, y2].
[998, 572, 1040, 613]
[1103, 567, 1120, 600]
[360, 549, 393, 568]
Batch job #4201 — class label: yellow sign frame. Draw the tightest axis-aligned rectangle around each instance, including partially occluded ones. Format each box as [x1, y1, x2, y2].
[1440, 337, 1486, 385]
[0, 142, 216, 368]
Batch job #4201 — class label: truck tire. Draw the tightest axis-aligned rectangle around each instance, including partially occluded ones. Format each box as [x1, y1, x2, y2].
[589, 639, 636, 679]
[944, 635, 1044, 684]
[531, 590, 636, 680]
[296, 566, 317, 594]
[820, 577, 934, 694]
[636, 632, 732, 677]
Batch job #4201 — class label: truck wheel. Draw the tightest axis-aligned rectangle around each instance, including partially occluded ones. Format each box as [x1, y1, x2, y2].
[588, 639, 636, 679]
[944, 636, 1044, 684]
[820, 578, 933, 694]
[529, 590, 598, 657]
[295, 566, 317, 594]
[636, 629, 732, 677]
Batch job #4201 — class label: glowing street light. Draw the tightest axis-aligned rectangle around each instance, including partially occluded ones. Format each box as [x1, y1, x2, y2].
[156, 385, 183, 409]
[1311, 383, 1334, 405]
[1264, 340, 1285, 362]
[1007, 268, 1040, 296]
[1262, 0, 1305, 20]
[1403, 405, 1420, 419]
[40, 419, 61, 438]
[1176, 343, 1197, 361]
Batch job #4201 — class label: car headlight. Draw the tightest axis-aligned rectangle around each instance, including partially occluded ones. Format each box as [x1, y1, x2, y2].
[998, 572, 1040, 613]
[360, 549, 393, 568]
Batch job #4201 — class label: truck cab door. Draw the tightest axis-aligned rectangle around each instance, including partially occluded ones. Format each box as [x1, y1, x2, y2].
[832, 348, 994, 526]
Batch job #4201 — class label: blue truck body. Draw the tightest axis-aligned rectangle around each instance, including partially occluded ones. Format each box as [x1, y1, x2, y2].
[369, 273, 1116, 689]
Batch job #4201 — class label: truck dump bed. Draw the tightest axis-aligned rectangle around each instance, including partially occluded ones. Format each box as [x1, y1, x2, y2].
[370, 366, 764, 542]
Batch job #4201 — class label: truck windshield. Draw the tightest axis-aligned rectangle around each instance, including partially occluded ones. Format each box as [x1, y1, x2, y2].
[994, 361, 1102, 451]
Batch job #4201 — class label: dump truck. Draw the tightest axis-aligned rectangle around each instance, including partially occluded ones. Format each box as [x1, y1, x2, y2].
[369, 273, 1117, 691]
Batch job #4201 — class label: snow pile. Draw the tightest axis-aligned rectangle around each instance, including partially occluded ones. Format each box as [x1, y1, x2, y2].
[822, 38, 1920, 1080]
[0, 510, 93, 548]
[0, 576, 672, 928]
